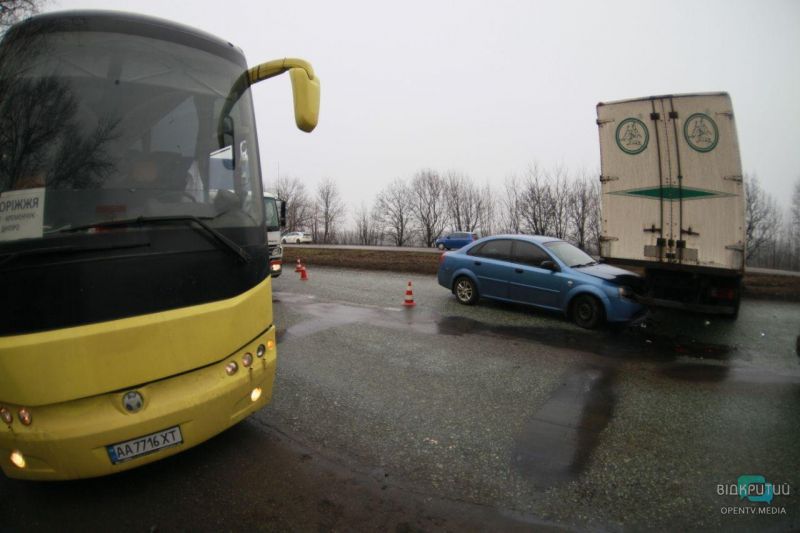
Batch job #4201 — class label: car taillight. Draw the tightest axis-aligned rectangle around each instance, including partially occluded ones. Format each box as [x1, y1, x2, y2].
[439, 252, 447, 265]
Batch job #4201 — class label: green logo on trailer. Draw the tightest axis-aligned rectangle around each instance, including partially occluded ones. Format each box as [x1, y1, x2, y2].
[684, 113, 718, 152]
[615, 118, 649, 155]
[611, 185, 734, 201]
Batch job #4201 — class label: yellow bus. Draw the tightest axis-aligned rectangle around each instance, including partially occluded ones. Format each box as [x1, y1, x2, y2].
[0, 10, 319, 480]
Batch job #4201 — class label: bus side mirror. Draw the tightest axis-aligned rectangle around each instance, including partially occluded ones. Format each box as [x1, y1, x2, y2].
[218, 58, 320, 145]
[279, 200, 287, 228]
[289, 68, 320, 132]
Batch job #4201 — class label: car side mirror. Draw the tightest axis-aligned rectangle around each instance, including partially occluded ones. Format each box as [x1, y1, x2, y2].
[541, 260, 560, 272]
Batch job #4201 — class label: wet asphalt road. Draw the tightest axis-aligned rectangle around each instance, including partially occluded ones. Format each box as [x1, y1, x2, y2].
[2, 267, 800, 532]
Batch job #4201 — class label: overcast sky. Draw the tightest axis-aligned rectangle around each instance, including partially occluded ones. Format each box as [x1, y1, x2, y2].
[53, 0, 800, 216]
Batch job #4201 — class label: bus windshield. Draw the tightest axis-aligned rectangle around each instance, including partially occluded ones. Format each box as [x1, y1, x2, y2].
[0, 25, 263, 245]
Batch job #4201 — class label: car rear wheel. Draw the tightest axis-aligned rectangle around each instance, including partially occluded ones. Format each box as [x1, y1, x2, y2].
[437, 243, 445, 250]
[453, 277, 478, 305]
[571, 294, 604, 329]
[296, 239, 301, 244]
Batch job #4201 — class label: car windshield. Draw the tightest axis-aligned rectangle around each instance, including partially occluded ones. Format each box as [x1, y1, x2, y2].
[0, 25, 263, 246]
[544, 240, 596, 267]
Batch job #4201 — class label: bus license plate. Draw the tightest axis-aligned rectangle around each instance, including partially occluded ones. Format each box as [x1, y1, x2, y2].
[106, 426, 183, 464]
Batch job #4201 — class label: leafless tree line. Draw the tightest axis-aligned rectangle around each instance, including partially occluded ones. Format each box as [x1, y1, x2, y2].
[272, 164, 602, 254]
[745, 175, 800, 271]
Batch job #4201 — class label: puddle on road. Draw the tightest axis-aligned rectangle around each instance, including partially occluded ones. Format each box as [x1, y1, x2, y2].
[436, 315, 732, 363]
[513, 366, 616, 487]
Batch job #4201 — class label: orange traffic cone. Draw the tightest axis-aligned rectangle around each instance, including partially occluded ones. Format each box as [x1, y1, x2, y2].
[403, 281, 415, 307]
[300, 266, 309, 281]
[294, 258, 303, 272]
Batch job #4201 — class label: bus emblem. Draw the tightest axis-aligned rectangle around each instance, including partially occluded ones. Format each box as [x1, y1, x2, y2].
[122, 391, 144, 413]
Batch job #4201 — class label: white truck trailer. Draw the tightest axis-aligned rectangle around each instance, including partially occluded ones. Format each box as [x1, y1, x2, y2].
[596, 92, 745, 316]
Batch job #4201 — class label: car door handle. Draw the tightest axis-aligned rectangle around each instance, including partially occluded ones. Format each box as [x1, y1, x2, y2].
[514, 268, 523, 273]
[474, 261, 482, 266]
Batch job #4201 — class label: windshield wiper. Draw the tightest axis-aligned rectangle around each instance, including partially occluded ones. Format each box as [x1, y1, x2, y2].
[0, 240, 150, 269]
[573, 261, 598, 268]
[62, 215, 251, 263]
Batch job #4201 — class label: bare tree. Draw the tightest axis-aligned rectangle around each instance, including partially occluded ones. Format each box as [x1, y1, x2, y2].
[354, 201, 383, 245]
[744, 174, 780, 260]
[477, 182, 496, 237]
[375, 179, 413, 246]
[519, 163, 554, 235]
[548, 165, 571, 240]
[444, 170, 488, 234]
[568, 171, 597, 251]
[500, 175, 524, 234]
[315, 178, 346, 244]
[791, 179, 800, 270]
[274, 175, 313, 232]
[410, 169, 448, 247]
[0, 0, 44, 31]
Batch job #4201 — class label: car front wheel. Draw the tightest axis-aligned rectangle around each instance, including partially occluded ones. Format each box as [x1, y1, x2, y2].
[453, 276, 478, 305]
[571, 294, 604, 329]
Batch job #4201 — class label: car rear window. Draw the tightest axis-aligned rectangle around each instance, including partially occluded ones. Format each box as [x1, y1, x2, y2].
[468, 239, 512, 260]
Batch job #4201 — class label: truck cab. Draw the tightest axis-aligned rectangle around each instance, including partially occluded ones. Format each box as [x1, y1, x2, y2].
[263, 192, 286, 277]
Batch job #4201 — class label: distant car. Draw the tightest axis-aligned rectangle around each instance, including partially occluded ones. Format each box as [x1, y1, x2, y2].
[437, 235, 644, 328]
[435, 232, 478, 250]
[281, 231, 312, 244]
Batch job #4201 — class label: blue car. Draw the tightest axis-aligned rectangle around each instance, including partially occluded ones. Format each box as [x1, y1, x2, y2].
[437, 235, 644, 328]
[435, 232, 478, 250]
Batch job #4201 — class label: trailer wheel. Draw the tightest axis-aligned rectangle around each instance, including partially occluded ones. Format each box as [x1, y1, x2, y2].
[571, 294, 604, 329]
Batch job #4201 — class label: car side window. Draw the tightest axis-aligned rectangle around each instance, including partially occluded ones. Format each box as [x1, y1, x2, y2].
[512, 241, 551, 268]
[471, 239, 512, 261]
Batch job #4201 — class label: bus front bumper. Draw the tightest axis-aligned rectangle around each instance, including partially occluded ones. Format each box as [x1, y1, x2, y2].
[0, 326, 276, 481]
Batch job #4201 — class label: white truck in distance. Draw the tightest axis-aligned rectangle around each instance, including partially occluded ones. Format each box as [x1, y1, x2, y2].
[596, 92, 745, 316]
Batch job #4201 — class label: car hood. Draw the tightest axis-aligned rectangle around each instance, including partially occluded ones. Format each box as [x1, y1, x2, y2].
[574, 263, 642, 287]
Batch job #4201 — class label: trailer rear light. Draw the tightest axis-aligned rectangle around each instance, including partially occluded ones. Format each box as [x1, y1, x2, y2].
[18, 408, 32, 426]
[710, 288, 736, 300]
[0, 407, 11, 425]
[10, 450, 26, 469]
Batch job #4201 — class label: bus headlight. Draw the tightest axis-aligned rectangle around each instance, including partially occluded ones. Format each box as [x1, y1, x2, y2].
[0, 407, 12, 425]
[256, 344, 266, 358]
[242, 353, 253, 367]
[225, 362, 238, 376]
[10, 450, 26, 469]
